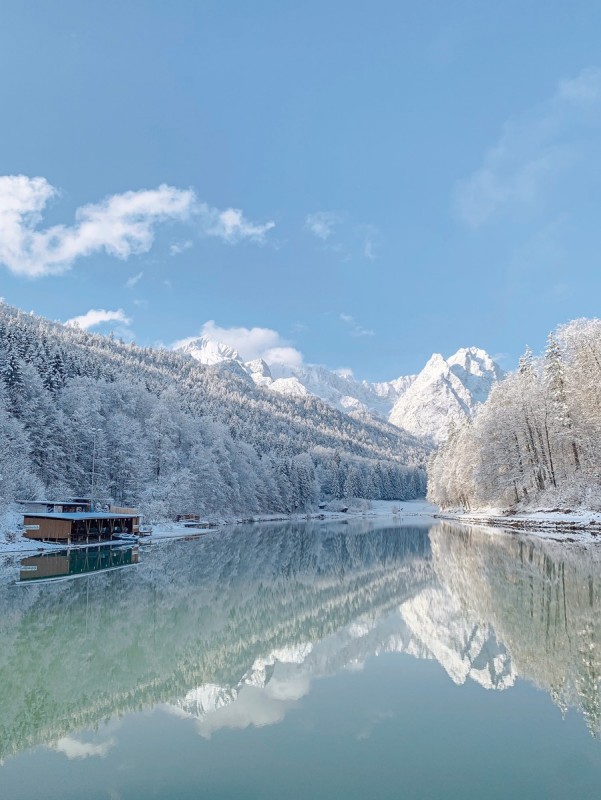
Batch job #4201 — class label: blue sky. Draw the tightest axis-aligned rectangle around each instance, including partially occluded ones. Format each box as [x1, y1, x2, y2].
[1, 1, 601, 380]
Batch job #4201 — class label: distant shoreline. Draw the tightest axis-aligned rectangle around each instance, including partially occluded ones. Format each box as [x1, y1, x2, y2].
[0, 499, 438, 556]
[437, 509, 601, 542]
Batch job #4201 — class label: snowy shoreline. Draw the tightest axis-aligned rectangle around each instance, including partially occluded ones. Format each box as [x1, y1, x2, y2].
[437, 508, 601, 542]
[6, 500, 600, 556]
[0, 500, 438, 556]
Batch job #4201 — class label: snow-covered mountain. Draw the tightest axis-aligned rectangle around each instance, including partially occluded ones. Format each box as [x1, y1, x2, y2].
[268, 362, 416, 416]
[177, 335, 241, 365]
[388, 348, 504, 442]
[175, 336, 503, 442]
[176, 336, 414, 412]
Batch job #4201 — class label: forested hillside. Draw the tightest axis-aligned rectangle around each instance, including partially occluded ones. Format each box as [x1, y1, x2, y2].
[0, 303, 427, 520]
[428, 318, 601, 512]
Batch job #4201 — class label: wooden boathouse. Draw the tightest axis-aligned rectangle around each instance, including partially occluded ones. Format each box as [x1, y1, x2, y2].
[23, 511, 142, 544]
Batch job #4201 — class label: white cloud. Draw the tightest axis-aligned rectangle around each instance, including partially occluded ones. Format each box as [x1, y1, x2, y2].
[334, 367, 354, 379]
[558, 69, 601, 104]
[454, 68, 601, 227]
[363, 238, 376, 260]
[340, 313, 374, 337]
[306, 213, 379, 262]
[200, 206, 275, 243]
[261, 346, 303, 367]
[65, 308, 131, 330]
[125, 270, 143, 288]
[0, 177, 194, 277]
[173, 320, 304, 367]
[491, 351, 510, 367]
[0, 176, 276, 277]
[169, 239, 193, 255]
[112, 325, 136, 343]
[53, 736, 116, 760]
[305, 211, 341, 240]
[359, 223, 379, 261]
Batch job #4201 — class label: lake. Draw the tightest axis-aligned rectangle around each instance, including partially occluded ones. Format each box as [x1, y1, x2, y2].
[1, 518, 601, 799]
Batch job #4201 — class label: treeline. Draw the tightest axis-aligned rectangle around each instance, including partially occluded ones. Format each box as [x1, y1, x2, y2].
[428, 318, 601, 512]
[0, 303, 427, 520]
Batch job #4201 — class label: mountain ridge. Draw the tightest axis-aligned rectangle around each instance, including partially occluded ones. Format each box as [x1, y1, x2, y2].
[176, 337, 504, 442]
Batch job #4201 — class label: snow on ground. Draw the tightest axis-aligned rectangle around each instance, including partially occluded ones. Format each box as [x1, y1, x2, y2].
[440, 508, 601, 542]
[358, 499, 437, 518]
[0, 509, 69, 555]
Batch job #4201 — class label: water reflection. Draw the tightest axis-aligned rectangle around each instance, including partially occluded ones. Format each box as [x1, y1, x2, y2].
[430, 522, 601, 737]
[1, 518, 601, 762]
[18, 545, 139, 583]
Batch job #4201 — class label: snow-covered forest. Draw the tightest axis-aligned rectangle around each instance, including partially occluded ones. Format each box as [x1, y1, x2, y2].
[0, 303, 427, 521]
[428, 318, 601, 512]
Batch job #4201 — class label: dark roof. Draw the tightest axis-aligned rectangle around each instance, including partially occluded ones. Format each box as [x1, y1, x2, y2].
[23, 512, 140, 521]
[17, 499, 90, 505]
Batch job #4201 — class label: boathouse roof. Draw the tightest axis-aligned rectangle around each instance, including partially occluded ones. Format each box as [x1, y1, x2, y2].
[17, 499, 89, 505]
[23, 512, 141, 521]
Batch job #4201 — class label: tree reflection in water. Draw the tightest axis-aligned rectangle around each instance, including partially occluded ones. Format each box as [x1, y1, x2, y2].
[1, 518, 601, 762]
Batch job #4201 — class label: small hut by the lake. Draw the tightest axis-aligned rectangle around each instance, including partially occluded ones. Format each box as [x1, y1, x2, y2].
[22, 511, 142, 544]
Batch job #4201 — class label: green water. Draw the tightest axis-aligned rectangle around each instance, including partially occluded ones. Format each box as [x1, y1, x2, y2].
[1, 518, 601, 799]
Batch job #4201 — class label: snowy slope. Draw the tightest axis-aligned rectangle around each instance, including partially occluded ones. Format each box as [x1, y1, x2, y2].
[269, 362, 415, 415]
[175, 337, 502, 442]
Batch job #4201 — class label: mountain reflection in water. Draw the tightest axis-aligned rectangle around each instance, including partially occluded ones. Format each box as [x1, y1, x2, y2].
[1, 518, 601, 762]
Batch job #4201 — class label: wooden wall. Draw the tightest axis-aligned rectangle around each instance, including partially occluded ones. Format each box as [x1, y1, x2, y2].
[24, 516, 72, 541]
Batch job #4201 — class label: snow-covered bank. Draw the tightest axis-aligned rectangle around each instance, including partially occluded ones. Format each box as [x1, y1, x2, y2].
[0, 500, 438, 555]
[0, 509, 70, 555]
[6, 499, 601, 555]
[438, 508, 601, 542]
[140, 500, 439, 543]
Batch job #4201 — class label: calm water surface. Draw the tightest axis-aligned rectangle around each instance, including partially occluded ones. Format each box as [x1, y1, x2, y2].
[1, 518, 601, 799]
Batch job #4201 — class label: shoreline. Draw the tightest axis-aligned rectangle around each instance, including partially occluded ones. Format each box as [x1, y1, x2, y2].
[3, 501, 601, 555]
[0, 500, 438, 556]
[436, 508, 601, 542]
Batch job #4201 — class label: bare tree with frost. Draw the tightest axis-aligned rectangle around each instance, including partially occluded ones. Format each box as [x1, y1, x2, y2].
[428, 318, 601, 512]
